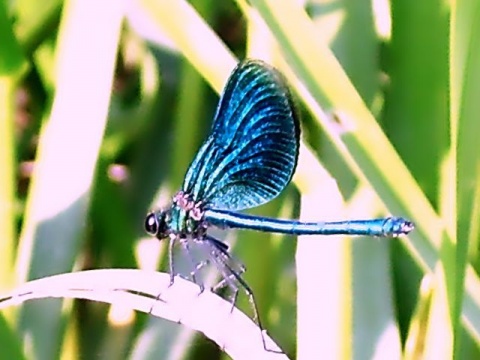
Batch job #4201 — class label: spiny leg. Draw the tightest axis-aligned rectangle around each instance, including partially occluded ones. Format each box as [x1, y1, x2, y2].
[211, 266, 245, 293]
[206, 237, 244, 297]
[211, 269, 240, 313]
[180, 239, 207, 293]
[168, 234, 176, 286]
[191, 259, 210, 279]
[224, 264, 270, 351]
[150, 235, 177, 314]
[203, 235, 280, 353]
[151, 235, 211, 313]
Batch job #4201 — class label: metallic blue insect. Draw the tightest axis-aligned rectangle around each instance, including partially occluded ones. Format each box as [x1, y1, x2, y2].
[145, 59, 413, 351]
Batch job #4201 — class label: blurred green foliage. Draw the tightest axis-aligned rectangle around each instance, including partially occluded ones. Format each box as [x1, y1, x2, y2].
[0, 0, 479, 359]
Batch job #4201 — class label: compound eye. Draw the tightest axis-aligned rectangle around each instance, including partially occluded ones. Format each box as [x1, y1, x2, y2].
[145, 213, 158, 235]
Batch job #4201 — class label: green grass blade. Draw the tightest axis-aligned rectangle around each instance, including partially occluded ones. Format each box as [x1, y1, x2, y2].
[452, 0, 480, 355]
[0, 0, 26, 294]
[15, 1, 123, 358]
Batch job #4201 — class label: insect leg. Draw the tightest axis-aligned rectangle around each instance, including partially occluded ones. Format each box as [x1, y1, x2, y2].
[150, 235, 177, 314]
[180, 239, 206, 293]
[168, 234, 176, 286]
[202, 235, 280, 353]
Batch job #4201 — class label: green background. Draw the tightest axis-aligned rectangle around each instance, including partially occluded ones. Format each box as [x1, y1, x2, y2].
[0, 0, 477, 359]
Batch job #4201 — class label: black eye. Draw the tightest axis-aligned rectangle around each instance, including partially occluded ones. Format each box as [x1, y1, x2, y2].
[145, 213, 158, 235]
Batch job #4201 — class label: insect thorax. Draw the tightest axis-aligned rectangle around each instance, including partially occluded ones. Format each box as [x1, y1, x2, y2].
[166, 191, 205, 237]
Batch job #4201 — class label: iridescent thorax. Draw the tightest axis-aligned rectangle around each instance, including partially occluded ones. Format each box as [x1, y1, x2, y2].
[145, 191, 205, 239]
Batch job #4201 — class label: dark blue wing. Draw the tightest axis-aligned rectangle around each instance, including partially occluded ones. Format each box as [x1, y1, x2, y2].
[182, 59, 299, 211]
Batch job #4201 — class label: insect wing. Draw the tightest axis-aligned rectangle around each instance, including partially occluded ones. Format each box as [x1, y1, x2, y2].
[182, 60, 299, 211]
